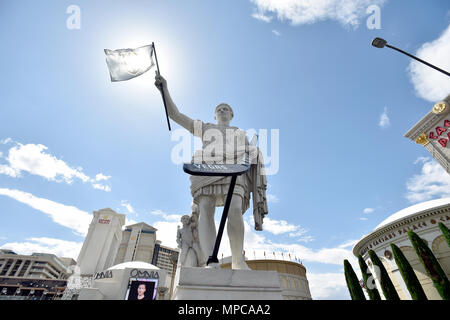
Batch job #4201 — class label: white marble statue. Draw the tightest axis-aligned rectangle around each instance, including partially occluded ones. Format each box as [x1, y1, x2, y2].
[176, 204, 206, 267]
[155, 74, 268, 270]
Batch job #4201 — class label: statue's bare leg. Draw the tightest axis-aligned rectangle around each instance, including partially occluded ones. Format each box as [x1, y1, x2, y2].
[198, 195, 216, 267]
[179, 243, 189, 266]
[193, 242, 206, 267]
[228, 195, 250, 270]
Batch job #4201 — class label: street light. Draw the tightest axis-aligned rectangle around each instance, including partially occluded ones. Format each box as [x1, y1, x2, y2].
[371, 37, 450, 77]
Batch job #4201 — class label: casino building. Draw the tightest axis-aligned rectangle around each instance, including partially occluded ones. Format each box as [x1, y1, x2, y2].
[0, 250, 76, 300]
[353, 197, 450, 300]
[404, 95, 450, 174]
[59, 208, 178, 300]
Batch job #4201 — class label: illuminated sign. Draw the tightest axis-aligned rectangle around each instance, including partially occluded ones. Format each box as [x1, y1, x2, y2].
[98, 219, 110, 224]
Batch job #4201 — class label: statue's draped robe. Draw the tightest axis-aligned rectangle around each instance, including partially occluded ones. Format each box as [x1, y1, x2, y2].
[189, 120, 268, 231]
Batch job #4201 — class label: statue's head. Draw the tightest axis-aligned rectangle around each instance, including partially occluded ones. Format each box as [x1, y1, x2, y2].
[181, 215, 190, 225]
[214, 103, 234, 122]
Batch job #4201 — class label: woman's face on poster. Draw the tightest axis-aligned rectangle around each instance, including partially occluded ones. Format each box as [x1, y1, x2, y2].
[138, 284, 146, 296]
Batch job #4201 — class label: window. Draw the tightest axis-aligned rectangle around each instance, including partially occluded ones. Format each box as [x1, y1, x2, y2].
[0, 260, 13, 275]
[18, 261, 31, 277]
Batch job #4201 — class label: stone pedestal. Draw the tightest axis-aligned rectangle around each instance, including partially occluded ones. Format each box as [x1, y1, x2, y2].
[173, 267, 283, 300]
[78, 287, 104, 300]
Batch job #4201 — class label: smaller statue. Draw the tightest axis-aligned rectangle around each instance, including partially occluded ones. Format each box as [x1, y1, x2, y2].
[176, 204, 206, 267]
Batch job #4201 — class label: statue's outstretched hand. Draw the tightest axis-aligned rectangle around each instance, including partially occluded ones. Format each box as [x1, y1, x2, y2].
[154, 72, 167, 93]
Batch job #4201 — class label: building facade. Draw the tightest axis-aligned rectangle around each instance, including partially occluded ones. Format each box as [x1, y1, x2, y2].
[405, 94, 450, 174]
[0, 250, 73, 279]
[0, 250, 75, 300]
[77, 208, 126, 276]
[152, 241, 179, 279]
[353, 197, 450, 300]
[114, 222, 157, 265]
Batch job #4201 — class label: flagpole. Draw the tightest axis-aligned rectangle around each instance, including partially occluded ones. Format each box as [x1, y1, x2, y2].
[152, 42, 171, 131]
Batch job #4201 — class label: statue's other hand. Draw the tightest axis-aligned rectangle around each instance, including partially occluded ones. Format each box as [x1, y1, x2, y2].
[154, 72, 167, 92]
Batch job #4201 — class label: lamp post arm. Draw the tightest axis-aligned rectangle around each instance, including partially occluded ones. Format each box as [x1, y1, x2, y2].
[386, 44, 450, 77]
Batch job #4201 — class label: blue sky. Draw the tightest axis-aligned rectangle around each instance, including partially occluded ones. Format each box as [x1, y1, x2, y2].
[1, 0, 450, 299]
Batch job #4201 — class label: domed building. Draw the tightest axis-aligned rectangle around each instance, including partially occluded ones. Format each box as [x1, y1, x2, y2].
[221, 259, 312, 300]
[353, 197, 450, 300]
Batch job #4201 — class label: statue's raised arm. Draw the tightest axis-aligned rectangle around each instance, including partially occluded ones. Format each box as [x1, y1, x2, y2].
[154, 74, 194, 133]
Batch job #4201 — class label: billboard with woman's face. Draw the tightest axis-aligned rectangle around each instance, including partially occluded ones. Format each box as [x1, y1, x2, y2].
[125, 278, 158, 300]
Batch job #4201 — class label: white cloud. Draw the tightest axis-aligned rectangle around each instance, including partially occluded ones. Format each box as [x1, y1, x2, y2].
[0, 188, 92, 236]
[248, 216, 313, 242]
[3, 143, 89, 182]
[308, 273, 350, 299]
[0, 138, 12, 145]
[125, 217, 138, 227]
[414, 156, 430, 165]
[150, 209, 183, 222]
[92, 184, 111, 192]
[363, 208, 374, 214]
[0, 141, 111, 192]
[263, 217, 299, 234]
[266, 193, 279, 203]
[220, 218, 356, 266]
[0, 237, 83, 260]
[0, 164, 19, 177]
[409, 23, 450, 102]
[121, 200, 135, 214]
[251, 11, 273, 23]
[338, 239, 359, 249]
[95, 173, 111, 181]
[153, 220, 180, 249]
[359, 217, 368, 221]
[378, 107, 390, 129]
[289, 232, 314, 243]
[149, 209, 184, 248]
[405, 157, 450, 202]
[272, 29, 281, 36]
[250, 0, 386, 28]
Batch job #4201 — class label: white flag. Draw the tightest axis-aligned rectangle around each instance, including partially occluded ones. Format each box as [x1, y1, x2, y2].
[104, 45, 155, 82]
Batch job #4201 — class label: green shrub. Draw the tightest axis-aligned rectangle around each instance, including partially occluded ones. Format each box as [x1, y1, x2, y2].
[344, 259, 366, 300]
[368, 250, 400, 300]
[357, 254, 381, 300]
[408, 230, 450, 300]
[390, 243, 427, 300]
[438, 222, 450, 248]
